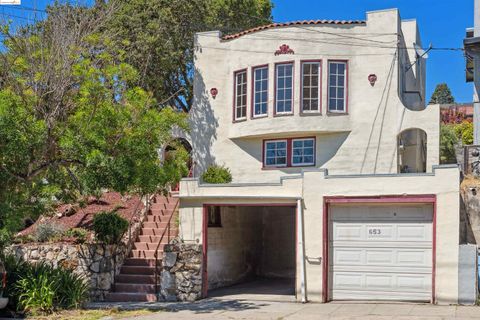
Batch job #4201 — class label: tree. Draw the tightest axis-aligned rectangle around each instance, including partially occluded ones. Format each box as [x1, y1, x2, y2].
[106, 0, 273, 112]
[429, 83, 455, 105]
[0, 3, 189, 233]
[439, 125, 458, 164]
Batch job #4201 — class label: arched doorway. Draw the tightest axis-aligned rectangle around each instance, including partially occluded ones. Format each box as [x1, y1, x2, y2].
[164, 138, 193, 191]
[397, 128, 427, 173]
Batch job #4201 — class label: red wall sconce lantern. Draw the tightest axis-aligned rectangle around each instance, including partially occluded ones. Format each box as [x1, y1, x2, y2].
[368, 74, 377, 86]
[210, 88, 218, 99]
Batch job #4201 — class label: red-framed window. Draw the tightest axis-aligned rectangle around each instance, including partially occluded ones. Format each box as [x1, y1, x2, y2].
[327, 60, 348, 113]
[301, 60, 321, 113]
[263, 137, 315, 168]
[233, 69, 247, 121]
[274, 62, 294, 115]
[252, 65, 269, 118]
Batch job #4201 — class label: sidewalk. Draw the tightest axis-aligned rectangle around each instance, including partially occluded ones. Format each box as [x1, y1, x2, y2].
[88, 299, 480, 320]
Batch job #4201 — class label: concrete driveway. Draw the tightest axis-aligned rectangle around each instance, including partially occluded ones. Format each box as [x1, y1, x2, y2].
[89, 299, 480, 320]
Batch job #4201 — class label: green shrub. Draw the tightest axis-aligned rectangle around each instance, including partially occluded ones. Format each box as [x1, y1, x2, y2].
[453, 121, 474, 145]
[64, 228, 88, 244]
[33, 223, 65, 243]
[201, 165, 232, 184]
[440, 125, 458, 164]
[2, 255, 89, 314]
[93, 211, 129, 244]
[16, 271, 56, 314]
[0, 229, 12, 251]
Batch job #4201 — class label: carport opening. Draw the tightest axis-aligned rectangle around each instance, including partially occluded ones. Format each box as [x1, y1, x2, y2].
[205, 205, 296, 298]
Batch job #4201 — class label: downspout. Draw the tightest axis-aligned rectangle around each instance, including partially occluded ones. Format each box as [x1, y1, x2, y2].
[297, 198, 307, 303]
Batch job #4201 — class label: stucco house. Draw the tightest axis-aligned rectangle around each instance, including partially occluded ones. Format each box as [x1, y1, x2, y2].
[178, 9, 461, 304]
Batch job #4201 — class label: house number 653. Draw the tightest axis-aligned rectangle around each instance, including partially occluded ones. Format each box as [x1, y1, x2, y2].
[369, 229, 381, 235]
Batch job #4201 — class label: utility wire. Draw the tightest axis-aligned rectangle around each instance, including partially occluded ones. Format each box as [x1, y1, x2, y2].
[2, 5, 46, 13]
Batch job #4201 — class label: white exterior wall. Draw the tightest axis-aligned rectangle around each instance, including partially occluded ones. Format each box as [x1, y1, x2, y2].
[179, 166, 460, 304]
[179, 8, 461, 305]
[189, 9, 436, 183]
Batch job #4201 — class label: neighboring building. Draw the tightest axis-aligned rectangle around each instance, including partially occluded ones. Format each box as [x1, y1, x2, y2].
[179, 9, 461, 304]
[464, 0, 480, 143]
[440, 103, 473, 124]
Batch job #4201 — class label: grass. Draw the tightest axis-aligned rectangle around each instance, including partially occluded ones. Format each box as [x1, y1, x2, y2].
[26, 308, 156, 320]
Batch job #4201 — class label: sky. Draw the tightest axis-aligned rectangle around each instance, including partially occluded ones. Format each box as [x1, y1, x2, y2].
[0, 0, 475, 103]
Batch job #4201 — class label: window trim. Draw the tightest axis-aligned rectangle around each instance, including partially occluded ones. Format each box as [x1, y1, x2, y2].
[233, 68, 248, 122]
[262, 136, 316, 169]
[274, 61, 295, 117]
[207, 206, 222, 228]
[327, 60, 348, 114]
[291, 137, 316, 167]
[263, 139, 288, 168]
[251, 64, 269, 119]
[300, 60, 322, 114]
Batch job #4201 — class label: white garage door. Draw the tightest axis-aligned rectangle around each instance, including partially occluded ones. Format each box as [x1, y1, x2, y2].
[330, 204, 433, 301]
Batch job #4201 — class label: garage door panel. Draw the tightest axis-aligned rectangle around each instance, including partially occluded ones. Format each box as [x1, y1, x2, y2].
[332, 205, 432, 222]
[332, 247, 432, 268]
[334, 249, 363, 264]
[332, 272, 431, 292]
[330, 204, 433, 301]
[332, 289, 431, 301]
[334, 224, 363, 240]
[397, 225, 431, 241]
[333, 266, 431, 275]
[331, 223, 431, 242]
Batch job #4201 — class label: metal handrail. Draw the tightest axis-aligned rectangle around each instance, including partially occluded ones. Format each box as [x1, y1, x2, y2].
[153, 196, 180, 296]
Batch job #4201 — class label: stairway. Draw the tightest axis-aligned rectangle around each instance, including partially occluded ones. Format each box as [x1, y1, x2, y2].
[105, 194, 179, 302]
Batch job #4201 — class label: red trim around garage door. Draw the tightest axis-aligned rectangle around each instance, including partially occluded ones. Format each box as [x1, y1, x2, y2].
[322, 195, 437, 303]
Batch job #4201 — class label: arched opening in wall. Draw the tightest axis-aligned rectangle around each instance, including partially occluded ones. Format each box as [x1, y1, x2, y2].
[164, 138, 193, 191]
[397, 128, 427, 173]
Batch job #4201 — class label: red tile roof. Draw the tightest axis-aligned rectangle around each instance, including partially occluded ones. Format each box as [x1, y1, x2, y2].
[18, 192, 144, 237]
[222, 20, 366, 40]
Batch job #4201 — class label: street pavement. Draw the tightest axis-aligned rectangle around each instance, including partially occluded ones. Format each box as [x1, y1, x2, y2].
[88, 299, 480, 320]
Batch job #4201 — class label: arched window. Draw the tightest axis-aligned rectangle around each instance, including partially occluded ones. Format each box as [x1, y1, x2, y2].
[397, 129, 427, 173]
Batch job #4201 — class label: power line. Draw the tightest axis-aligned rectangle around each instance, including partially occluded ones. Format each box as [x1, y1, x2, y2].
[197, 34, 464, 52]
[2, 5, 46, 14]
[198, 44, 396, 56]
[0, 12, 38, 23]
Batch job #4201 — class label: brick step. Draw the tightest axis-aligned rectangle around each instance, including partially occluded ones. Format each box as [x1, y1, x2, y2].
[150, 202, 178, 209]
[105, 292, 157, 302]
[115, 274, 156, 284]
[148, 209, 177, 216]
[114, 283, 158, 293]
[145, 214, 175, 222]
[130, 249, 162, 259]
[141, 228, 178, 236]
[122, 258, 159, 267]
[137, 235, 177, 243]
[134, 242, 170, 250]
[143, 222, 176, 229]
[120, 265, 156, 275]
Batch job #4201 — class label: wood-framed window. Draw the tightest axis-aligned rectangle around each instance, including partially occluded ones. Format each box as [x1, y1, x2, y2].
[301, 61, 321, 113]
[252, 65, 269, 118]
[291, 138, 315, 166]
[328, 60, 348, 113]
[234, 69, 247, 121]
[275, 62, 294, 115]
[264, 140, 288, 167]
[263, 137, 316, 168]
[208, 206, 222, 228]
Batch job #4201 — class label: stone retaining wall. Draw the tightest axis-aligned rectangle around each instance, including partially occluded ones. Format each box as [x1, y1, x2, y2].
[8, 196, 151, 301]
[160, 238, 203, 302]
[10, 243, 127, 301]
